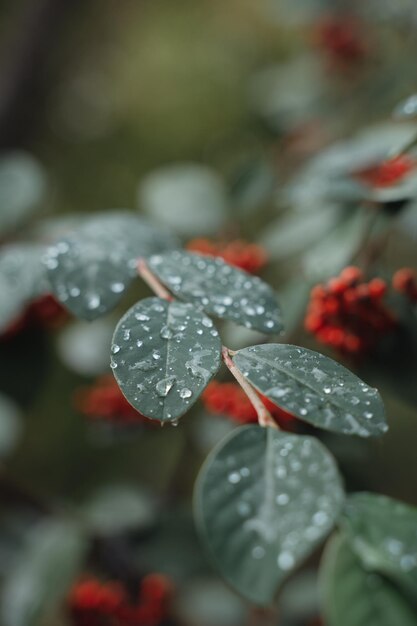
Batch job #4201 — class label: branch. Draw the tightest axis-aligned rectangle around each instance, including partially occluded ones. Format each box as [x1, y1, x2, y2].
[137, 258, 173, 300]
[221, 346, 278, 429]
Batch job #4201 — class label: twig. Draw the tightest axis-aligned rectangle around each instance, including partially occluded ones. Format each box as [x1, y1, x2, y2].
[221, 346, 278, 429]
[137, 258, 173, 300]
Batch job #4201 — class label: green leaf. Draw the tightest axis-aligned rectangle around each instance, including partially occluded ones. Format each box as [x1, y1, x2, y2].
[302, 210, 369, 280]
[194, 425, 344, 606]
[341, 493, 417, 596]
[138, 163, 228, 236]
[148, 251, 283, 334]
[320, 533, 417, 626]
[0, 152, 46, 236]
[81, 485, 156, 535]
[44, 212, 179, 320]
[0, 520, 87, 626]
[0, 244, 49, 332]
[111, 297, 221, 422]
[259, 204, 342, 262]
[0, 393, 22, 458]
[233, 344, 387, 438]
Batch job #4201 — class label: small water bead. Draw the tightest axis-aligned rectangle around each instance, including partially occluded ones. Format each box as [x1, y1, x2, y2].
[179, 388, 192, 399]
[276, 493, 290, 505]
[237, 501, 251, 517]
[87, 294, 101, 310]
[323, 386, 331, 394]
[152, 350, 161, 360]
[364, 411, 373, 419]
[123, 329, 131, 341]
[135, 312, 150, 322]
[111, 282, 125, 293]
[156, 376, 176, 397]
[160, 325, 173, 339]
[240, 467, 250, 477]
[111, 344, 120, 354]
[252, 546, 266, 559]
[69, 287, 81, 297]
[277, 551, 295, 570]
[228, 471, 241, 484]
[136, 340, 143, 348]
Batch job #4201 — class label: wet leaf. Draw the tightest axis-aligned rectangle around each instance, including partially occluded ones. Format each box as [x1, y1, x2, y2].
[148, 251, 283, 334]
[194, 425, 344, 606]
[320, 533, 417, 626]
[111, 297, 221, 422]
[44, 212, 179, 320]
[341, 493, 417, 596]
[233, 344, 387, 437]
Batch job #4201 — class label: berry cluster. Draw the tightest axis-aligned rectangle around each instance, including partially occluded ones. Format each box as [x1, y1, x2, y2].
[202, 381, 296, 428]
[74, 375, 151, 425]
[355, 155, 415, 189]
[305, 267, 396, 356]
[186, 238, 268, 274]
[393, 268, 417, 302]
[1, 294, 67, 341]
[314, 15, 367, 68]
[68, 574, 173, 626]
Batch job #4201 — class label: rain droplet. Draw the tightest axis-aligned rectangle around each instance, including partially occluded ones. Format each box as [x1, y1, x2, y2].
[179, 388, 192, 399]
[156, 376, 176, 397]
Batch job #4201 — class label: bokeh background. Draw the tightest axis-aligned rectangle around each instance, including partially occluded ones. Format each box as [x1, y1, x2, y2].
[1, 1, 417, 625]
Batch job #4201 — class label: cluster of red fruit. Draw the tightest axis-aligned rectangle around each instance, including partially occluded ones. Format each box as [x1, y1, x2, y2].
[74, 375, 150, 425]
[355, 155, 415, 189]
[1, 294, 67, 341]
[202, 381, 296, 428]
[314, 15, 367, 68]
[68, 574, 173, 626]
[305, 267, 396, 356]
[393, 268, 417, 302]
[186, 239, 268, 274]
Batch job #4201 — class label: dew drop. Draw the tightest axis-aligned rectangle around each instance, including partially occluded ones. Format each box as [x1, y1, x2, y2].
[179, 388, 192, 399]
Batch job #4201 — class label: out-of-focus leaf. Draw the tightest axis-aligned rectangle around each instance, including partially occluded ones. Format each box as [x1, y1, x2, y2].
[0, 393, 22, 458]
[259, 204, 342, 261]
[0, 520, 87, 626]
[0, 244, 49, 332]
[0, 153, 46, 236]
[149, 251, 283, 334]
[302, 210, 368, 279]
[194, 425, 344, 605]
[138, 163, 228, 236]
[341, 493, 417, 596]
[57, 318, 115, 376]
[177, 578, 245, 626]
[233, 344, 387, 437]
[320, 533, 417, 626]
[111, 297, 221, 422]
[81, 485, 156, 535]
[393, 94, 417, 120]
[230, 158, 275, 215]
[44, 212, 179, 320]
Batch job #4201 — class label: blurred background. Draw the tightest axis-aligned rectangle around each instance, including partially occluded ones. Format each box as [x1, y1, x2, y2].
[0, 1, 417, 625]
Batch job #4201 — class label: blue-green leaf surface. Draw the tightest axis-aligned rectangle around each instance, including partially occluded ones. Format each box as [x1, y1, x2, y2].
[233, 344, 387, 438]
[194, 425, 344, 605]
[111, 297, 221, 422]
[148, 251, 283, 334]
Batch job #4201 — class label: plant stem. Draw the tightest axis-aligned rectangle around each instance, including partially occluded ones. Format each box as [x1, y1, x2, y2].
[221, 347, 278, 429]
[137, 258, 173, 300]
